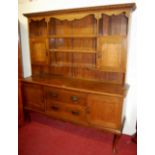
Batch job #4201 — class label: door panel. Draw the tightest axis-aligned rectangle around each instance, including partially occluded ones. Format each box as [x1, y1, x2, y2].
[87, 94, 123, 129]
[22, 84, 45, 111]
[97, 36, 126, 72]
[30, 39, 48, 65]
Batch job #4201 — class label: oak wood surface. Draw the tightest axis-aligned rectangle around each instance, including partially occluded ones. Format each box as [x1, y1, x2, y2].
[22, 84, 45, 112]
[87, 94, 123, 130]
[45, 86, 87, 106]
[22, 75, 128, 97]
[97, 36, 126, 72]
[46, 101, 87, 124]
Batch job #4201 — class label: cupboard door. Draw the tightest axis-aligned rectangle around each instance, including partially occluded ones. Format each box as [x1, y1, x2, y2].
[22, 84, 45, 112]
[30, 39, 48, 65]
[87, 95, 123, 129]
[97, 36, 126, 72]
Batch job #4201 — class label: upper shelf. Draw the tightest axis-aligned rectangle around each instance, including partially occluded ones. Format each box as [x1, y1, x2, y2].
[29, 12, 128, 37]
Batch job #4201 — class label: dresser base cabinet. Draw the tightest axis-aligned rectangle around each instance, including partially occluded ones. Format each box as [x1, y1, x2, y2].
[21, 77, 126, 153]
[21, 3, 136, 153]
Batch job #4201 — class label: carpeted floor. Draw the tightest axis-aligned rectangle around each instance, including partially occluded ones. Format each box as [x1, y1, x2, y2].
[18, 112, 137, 155]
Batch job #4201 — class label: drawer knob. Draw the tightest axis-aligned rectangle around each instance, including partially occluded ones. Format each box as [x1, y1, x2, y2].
[71, 111, 80, 116]
[49, 92, 58, 98]
[86, 107, 91, 114]
[51, 105, 59, 111]
[71, 96, 78, 102]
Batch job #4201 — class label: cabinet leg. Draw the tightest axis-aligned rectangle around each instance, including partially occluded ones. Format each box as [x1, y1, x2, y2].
[131, 122, 137, 144]
[24, 110, 31, 122]
[112, 134, 121, 154]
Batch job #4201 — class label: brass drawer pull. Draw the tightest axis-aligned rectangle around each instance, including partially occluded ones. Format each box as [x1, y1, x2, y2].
[71, 111, 80, 116]
[51, 105, 59, 111]
[86, 107, 91, 114]
[49, 92, 58, 98]
[71, 96, 78, 102]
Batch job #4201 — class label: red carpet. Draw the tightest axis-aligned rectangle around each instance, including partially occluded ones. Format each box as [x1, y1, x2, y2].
[18, 112, 136, 155]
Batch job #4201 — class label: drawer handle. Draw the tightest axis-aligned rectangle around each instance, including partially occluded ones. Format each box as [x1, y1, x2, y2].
[71, 96, 78, 102]
[71, 111, 80, 116]
[51, 106, 59, 111]
[49, 92, 58, 98]
[86, 107, 91, 114]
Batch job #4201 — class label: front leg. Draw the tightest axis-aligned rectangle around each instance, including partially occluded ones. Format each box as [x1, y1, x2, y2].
[24, 110, 31, 122]
[112, 134, 121, 154]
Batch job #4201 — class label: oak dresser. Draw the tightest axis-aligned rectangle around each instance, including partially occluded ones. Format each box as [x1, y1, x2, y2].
[21, 3, 136, 153]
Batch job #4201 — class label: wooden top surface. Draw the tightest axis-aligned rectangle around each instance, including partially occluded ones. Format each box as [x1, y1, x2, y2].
[22, 75, 129, 97]
[24, 3, 136, 17]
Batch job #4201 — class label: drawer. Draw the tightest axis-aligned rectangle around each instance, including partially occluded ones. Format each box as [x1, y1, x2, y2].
[45, 87, 87, 106]
[46, 102, 64, 113]
[63, 105, 86, 122]
[46, 101, 86, 124]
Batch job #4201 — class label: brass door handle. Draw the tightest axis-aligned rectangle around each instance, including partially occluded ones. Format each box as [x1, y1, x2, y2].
[49, 92, 58, 98]
[51, 105, 59, 111]
[41, 97, 44, 103]
[71, 96, 78, 102]
[71, 111, 80, 116]
[86, 107, 91, 114]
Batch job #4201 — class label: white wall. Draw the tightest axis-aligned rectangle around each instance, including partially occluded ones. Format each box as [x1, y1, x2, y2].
[18, 0, 137, 135]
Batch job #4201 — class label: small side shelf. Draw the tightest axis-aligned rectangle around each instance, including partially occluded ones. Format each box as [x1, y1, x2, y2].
[30, 36, 47, 40]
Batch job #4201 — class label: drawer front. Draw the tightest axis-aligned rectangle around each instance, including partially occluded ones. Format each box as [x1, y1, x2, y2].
[46, 101, 86, 124]
[22, 83, 45, 112]
[45, 87, 86, 106]
[46, 102, 64, 114]
[63, 105, 86, 122]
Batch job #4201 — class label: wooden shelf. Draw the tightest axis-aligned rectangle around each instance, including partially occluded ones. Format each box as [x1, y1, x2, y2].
[29, 35, 125, 40]
[48, 34, 126, 39]
[51, 63, 95, 68]
[30, 36, 47, 40]
[48, 34, 97, 38]
[49, 49, 96, 53]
